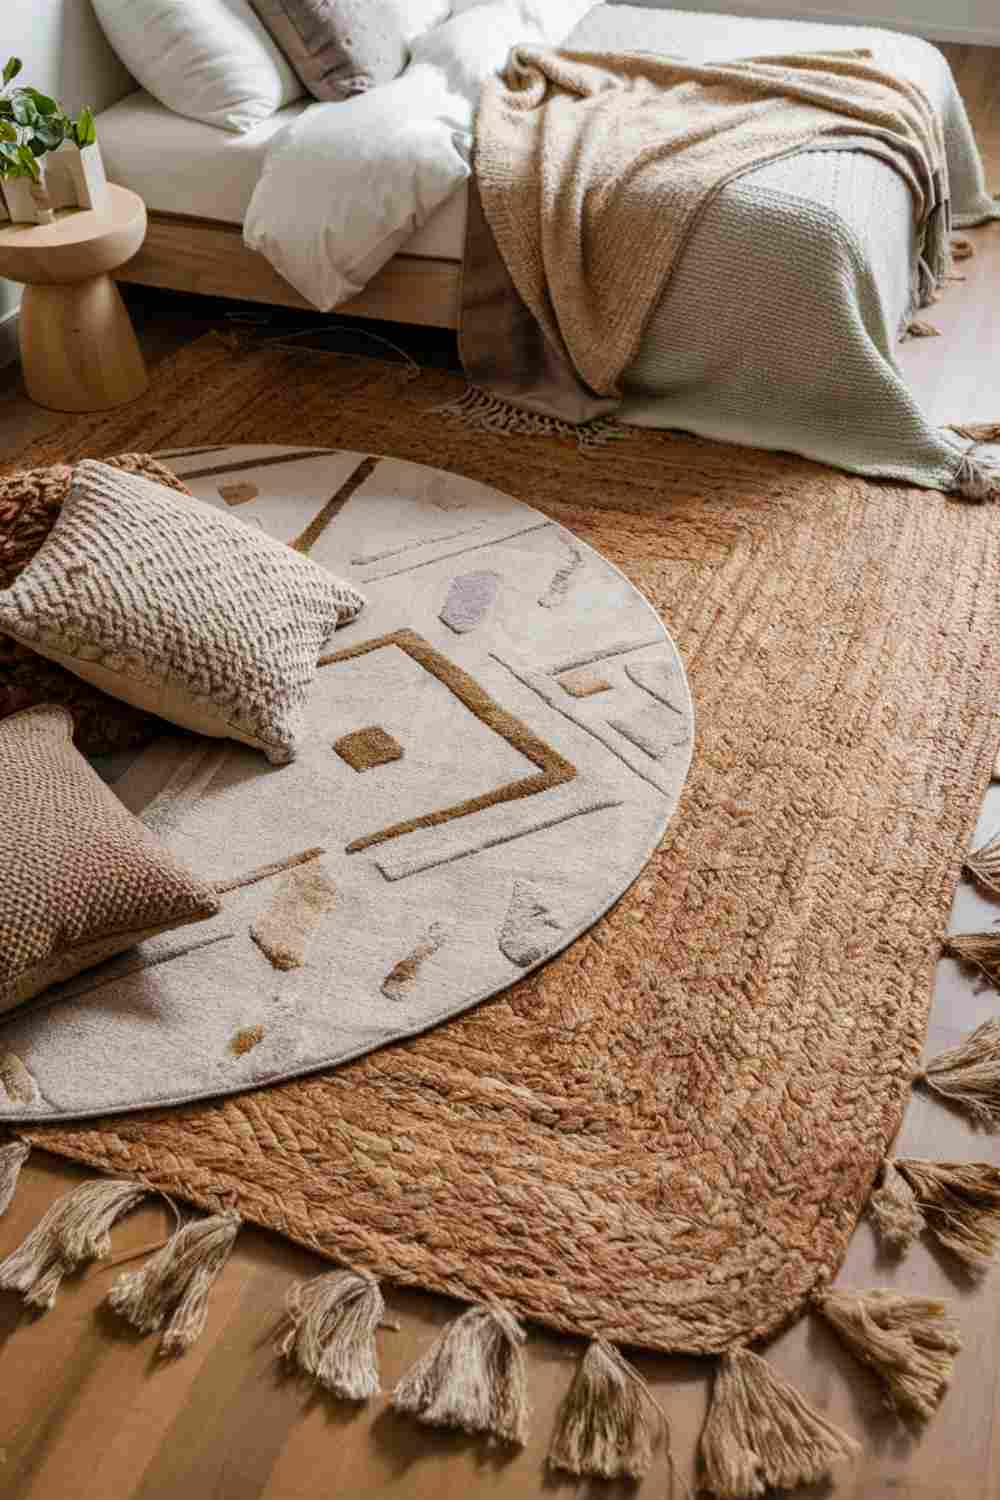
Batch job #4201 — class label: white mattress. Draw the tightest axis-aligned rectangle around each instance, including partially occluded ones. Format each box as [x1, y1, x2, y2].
[96, 90, 467, 261]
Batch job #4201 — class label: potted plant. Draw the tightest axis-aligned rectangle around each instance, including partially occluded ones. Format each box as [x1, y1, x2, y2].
[0, 57, 107, 225]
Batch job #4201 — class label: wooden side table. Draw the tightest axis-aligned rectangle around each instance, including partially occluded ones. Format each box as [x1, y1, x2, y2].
[0, 184, 149, 413]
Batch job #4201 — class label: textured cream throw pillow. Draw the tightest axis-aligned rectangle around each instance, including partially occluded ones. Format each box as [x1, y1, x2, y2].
[0, 460, 366, 765]
[0, 706, 221, 1012]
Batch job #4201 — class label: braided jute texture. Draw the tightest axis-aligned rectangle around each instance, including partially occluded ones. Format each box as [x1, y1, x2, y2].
[11, 334, 1000, 1353]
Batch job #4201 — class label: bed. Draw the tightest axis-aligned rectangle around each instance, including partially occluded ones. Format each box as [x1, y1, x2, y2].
[95, 2, 998, 491]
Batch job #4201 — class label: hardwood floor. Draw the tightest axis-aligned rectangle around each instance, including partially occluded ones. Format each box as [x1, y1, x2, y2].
[0, 41, 998, 1500]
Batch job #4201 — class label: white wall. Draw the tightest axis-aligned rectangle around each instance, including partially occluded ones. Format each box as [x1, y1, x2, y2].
[628, 0, 1000, 46]
[1, 0, 134, 329]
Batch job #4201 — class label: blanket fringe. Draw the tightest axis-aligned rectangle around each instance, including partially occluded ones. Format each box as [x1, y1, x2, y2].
[699, 1345, 859, 1500]
[951, 237, 975, 260]
[277, 1268, 384, 1400]
[963, 830, 1000, 895]
[0, 1139, 29, 1218]
[812, 1287, 960, 1420]
[0, 1176, 148, 1310]
[870, 1158, 1000, 1273]
[548, 1338, 659, 1481]
[435, 385, 628, 452]
[391, 1299, 528, 1444]
[943, 931, 1000, 987]
[917, 1017, 1000, 1128]
[905, 319, 941, 339]
[947, 420, 1000, 444]
[952, 450, 1000, 502]
[107, 1208, 240, 1355]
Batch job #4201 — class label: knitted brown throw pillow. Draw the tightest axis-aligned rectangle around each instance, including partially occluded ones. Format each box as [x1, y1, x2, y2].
[0, 454, 190, 756]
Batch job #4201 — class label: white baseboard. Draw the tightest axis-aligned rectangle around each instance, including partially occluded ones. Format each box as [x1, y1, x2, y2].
[0, 306, 18, 370]
[646, 2, 1000, 48]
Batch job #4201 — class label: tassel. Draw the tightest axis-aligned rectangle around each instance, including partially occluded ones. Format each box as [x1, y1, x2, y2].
[107, 1208, 240, 1355]
[869, 1158, 925, 1253]
[963, 831, 1000, 895]
[700, 1346, 859, 1500]
[548, 1338, 662, 1481]
[944, 932, 1000, 987]
[0, 1140, 29, 1217]
[906, 319, 941, 338]
[917, 1018, 1000, 1128]
[0, 1177, 147, 1310]
[951, 238, 975, 260]
[277, 1268, 384, 1400]
[952, 452, 1000, 502]
[391, 1299, 528, 1445]
[813, 1287, 960, 1421]
[884, 1159, 1000, 1273]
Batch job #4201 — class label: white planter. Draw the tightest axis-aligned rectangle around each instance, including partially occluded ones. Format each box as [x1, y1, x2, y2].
[1, 140, 108, 224]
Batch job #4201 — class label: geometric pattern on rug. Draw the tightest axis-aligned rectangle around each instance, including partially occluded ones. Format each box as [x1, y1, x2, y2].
[0, 444, 692, 1123]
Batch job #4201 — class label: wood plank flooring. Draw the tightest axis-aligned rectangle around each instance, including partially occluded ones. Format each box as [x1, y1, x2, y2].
[0, 40, 998, 1500]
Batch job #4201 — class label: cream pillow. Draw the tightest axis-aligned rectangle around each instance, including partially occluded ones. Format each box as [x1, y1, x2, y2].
[0, 461, 366, 766]
[91, 0, 303, 133]
[0, 706, 221, 1012]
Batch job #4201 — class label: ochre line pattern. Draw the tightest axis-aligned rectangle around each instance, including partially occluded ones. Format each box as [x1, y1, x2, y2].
[175, 449, 332, 482]
[214, 847, 325, 895]
[290, 455, 379, 554]
[318, 629, 576, 853]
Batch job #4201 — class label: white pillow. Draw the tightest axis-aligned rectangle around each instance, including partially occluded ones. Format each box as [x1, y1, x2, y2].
[91, 0, 303, 134]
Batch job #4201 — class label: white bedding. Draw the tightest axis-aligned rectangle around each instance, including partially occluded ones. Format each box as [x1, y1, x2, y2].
[96, 90, 469, 261]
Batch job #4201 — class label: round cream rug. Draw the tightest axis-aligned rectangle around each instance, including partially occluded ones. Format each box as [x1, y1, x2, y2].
[0, 445, 693, 1120]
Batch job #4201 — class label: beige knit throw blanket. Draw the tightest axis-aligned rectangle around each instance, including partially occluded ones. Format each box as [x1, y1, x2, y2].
[453, 47, 950, 439]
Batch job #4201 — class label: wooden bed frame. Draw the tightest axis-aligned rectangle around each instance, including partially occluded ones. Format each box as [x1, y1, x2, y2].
[117, 210, 463, 330]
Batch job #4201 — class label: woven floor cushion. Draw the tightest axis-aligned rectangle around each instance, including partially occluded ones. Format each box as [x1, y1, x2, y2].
[0, 454, 189, 756]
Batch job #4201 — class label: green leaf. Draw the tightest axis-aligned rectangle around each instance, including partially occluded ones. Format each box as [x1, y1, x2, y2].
[0, 140, 19, 164]
[33, 117, 65, 150]
[74, 106, 96, 148]
[11, 95, 38, 127]
[0, 120, 15, 143]
[22, 88, 58, 116]
[16, 142, 39, 181]
[2, 57, 22, 86]
[0, 100, 13, 119]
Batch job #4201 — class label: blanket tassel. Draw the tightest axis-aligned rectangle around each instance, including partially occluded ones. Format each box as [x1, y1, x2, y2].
[0, 1139, 29, 1218]
[916, 1017, 1000, 1128]
[812, 1287, 960, 1420]
[391, 1299, 528, 1444]
[943, 931, 1000, 987]
[278, 1267, 385, 1400]
[107, 1208, 240, 1355]
[700, 1345, 859, 1500]
[0, 1176, 149, 1310]
[869, 1157, 1000, 1272]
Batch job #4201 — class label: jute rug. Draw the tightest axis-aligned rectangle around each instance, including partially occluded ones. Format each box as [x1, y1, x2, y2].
[0, 444, 692, 1118]
[5, 333, 1000, 1359]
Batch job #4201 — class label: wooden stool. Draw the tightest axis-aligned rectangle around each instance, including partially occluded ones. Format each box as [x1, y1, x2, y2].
[0, 184, 149, 413]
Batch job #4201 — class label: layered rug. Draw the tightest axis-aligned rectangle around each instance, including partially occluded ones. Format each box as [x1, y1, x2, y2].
[0, 444, 693, 1116]
[3, 334, 999, 1380]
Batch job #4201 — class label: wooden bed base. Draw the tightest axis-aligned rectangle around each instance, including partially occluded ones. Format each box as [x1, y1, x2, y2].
[117, 210, 462, 330]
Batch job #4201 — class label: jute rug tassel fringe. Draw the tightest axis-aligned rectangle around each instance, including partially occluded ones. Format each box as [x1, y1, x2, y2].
[390, 1299, 529, 1445]
[0, 1139, 29, 1217]
[107, 1208, 241, 1356]
[699, 1345, 859, 1500]
[546, 1337, 681, 1484]
[916, 1017, 1000, 1128]
[947, 420, 1000, 444]
[962, 833, 1000, 896]
[943, 931, 1000, 987]
[277, 1268, 385, 1400]
[869, 1157, 1000, 1272]
[950, 237, 975, 260]
[812, 1287, 960, 1421]
[0, 1176, 148, 1310]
